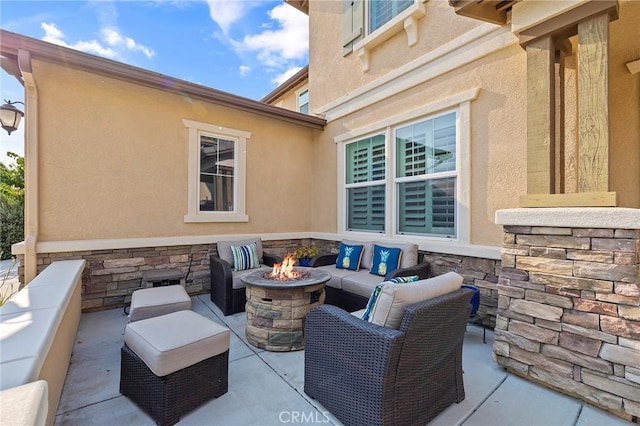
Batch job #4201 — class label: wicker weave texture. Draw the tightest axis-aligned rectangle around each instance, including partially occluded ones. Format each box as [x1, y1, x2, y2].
[304, 288, 472, 426]
[120, 345, 229, 426]
[209, 253, 281, 316]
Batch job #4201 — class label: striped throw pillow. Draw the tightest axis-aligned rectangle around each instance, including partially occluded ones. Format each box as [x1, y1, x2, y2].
[230, 242, 260, 271]
[361, 275, 418, 321]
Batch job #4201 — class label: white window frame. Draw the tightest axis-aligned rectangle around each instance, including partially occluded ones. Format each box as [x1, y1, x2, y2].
[336, 89, 476, 246]
[367, 0, 414, 34]
[297, 87, 309, 114]
[393, 110, 458, 238]
[344, 132, 387, 233]
[183, 119, 250, 223]
[353, 0, 427, 72]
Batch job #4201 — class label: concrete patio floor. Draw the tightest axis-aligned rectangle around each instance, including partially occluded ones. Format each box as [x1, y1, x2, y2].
[55, 294, 633, 426]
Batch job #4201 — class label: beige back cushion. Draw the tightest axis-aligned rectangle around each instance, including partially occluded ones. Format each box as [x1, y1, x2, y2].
[369, 272, 463, 329]
[217, 237, 263, 269]
[375, 241, 418, 269]
[341, 240, 418, 270]
[343, 239, 374, 270]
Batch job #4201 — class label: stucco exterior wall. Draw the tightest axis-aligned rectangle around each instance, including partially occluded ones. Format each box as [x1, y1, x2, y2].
[269, 81, 309, 113]
[309, 0, 483, 110]
[308, 2, 527, 249]
[308, 0, 640, 251]
[608, 0, 640, 208]
[33, 60, 315, 242]
[310, 44, 528, 248]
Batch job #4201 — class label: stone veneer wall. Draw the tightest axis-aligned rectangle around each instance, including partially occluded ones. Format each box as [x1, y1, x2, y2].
[15, 237, 500, 326]
[495, 226, 640, 421]
[423, 251, 500, 327]
[16, 239, 307, 311]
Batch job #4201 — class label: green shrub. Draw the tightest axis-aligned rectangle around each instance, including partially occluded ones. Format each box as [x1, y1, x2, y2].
[0, 195, 23, 259]
[0, 152, 24, 260]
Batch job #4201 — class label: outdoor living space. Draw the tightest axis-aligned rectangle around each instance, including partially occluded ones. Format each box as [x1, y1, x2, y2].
[1, 0, 639, 424]
[53, 293, 633, 426]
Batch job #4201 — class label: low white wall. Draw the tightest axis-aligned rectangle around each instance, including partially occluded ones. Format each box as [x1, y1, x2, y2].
[0, 259, 86, 425]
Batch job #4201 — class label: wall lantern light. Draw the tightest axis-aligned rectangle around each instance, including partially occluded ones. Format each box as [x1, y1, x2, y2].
[0, 100, 25, 135]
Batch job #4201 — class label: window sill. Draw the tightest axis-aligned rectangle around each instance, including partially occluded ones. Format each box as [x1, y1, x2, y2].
[184, 213, 249, 223]
[353, 0, 427, 72]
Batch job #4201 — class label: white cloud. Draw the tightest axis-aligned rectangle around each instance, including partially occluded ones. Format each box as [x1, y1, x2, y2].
[271, 66, 302, 86]
[205, 0, 251, 35]
[239, 65, 251, 77]
[40, 22, 154, 61]
[232, 4, 308, 68]
[100, 28, 155, 58]
[42, 22, 117, 58]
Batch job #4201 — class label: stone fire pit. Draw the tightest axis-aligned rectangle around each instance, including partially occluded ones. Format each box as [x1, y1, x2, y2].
[241, 267, 330, 352]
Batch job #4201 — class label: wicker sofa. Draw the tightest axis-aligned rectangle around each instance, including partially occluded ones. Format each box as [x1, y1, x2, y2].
[310, 240, 430, 312]
[209, 237, 281, 316]
[304, 283, 473, 426]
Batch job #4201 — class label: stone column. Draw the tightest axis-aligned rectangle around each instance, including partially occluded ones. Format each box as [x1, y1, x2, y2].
[495, 208, 640, 422]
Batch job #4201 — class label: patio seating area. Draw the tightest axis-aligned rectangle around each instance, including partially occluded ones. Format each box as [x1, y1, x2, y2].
[54, 294, 633, 425]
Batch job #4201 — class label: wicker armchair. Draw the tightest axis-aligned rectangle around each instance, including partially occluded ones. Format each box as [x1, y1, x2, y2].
[304, 288, 473, 426]
[209, 237, 281, 316]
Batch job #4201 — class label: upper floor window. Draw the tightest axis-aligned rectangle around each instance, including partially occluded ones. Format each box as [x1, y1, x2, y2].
[343, 0, 427, 70]
[183, 119, 250, 223]
[298, 89, 309, 114]
[369, 0, 413, 33]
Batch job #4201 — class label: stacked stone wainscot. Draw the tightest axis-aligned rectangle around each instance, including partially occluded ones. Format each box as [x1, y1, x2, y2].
[242, 267, 330, 352]
[245, 282, 325, 352]
[495, 209, 640, 422]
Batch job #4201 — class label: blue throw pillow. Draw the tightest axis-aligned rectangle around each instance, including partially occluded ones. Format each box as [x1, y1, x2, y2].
[361, 275, 418, 321]
[335, 243, 364, 271]
[370, 245, 402, 276]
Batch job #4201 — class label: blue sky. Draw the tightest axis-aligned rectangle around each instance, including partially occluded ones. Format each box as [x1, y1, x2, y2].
[0, 0, 309, 164]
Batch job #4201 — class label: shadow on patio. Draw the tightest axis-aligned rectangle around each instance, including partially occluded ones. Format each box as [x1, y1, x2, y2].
[55, 294, 632, 426]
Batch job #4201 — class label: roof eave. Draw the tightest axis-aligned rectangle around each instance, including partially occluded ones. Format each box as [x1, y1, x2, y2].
[284, 0, 309, 15]
[0, 30, 325, 130]
[261, 65, 309, 104]
[449, 0, 519, 25]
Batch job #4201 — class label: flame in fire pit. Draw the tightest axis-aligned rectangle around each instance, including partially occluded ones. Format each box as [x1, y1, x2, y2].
[267, 254, 303, 281]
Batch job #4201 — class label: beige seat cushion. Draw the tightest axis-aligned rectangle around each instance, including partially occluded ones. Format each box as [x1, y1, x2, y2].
[231, 265, 272, 289]
[315, 265, 360, 290]
[369, 272, 463, 329]
[129, 285, 192, 322]
[342, 273, 385, 298]
[124, 310, 230, 377]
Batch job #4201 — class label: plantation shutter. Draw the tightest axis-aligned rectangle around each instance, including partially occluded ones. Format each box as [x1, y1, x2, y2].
[396, 112, 457, 237]
[343, 0, 364, 56]
[431, 178, 456, 233]
[397, 129, 427, 233]
[346, 135, 385, 232]
[398, 181, 426, 231]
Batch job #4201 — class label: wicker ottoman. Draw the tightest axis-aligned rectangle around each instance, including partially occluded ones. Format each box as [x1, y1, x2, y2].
[120, 310, 230, 426]
[128, 285, 192, 322]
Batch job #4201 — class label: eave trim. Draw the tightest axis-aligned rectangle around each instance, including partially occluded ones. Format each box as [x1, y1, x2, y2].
[0, 30, 325, 130]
